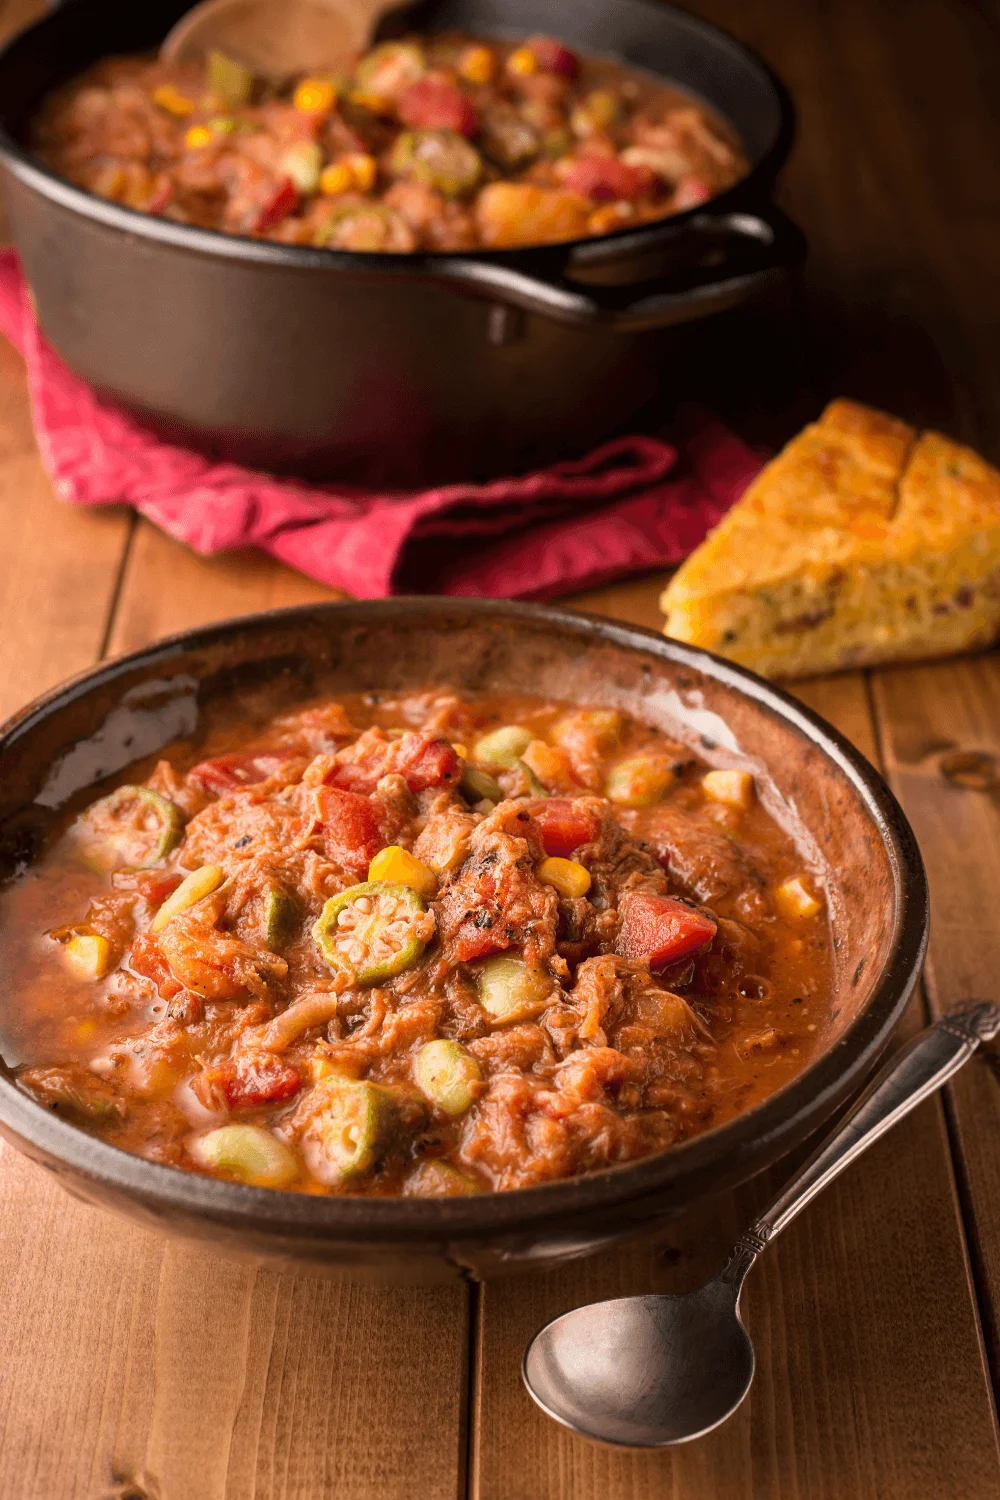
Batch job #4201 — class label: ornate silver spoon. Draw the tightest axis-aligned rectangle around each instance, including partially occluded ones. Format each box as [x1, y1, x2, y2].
[523, 1001, 1000, 1448]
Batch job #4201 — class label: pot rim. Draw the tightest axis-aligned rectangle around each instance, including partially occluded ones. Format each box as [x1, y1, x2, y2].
[0, 598, 929, 1242]
[0, 0, 794, 274]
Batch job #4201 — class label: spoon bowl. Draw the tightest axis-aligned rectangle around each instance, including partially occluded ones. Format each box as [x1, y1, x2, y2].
[524, 1282, 754, 1448]
[161, 0, 410, 75]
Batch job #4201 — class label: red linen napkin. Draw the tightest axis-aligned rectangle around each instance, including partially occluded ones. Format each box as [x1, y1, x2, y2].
[0, 249, 764, 599]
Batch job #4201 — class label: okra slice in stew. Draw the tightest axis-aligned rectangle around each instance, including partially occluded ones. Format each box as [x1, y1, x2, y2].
[477, 956, 553, 1024]
[312, 881, 435, 983]
[298, 1075, 397, 1184]
[414, 1038, 482, 1116]
[190, 1124, 299, 1188]
[263, 884, 299, 950]
[460, 765, 502, 804]
[404, 1159, 482, 1196]
[473, 724, 532, 771]
[71, 785, 183, 872]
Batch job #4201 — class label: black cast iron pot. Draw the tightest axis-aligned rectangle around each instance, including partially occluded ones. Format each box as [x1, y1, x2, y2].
[0, 0, 803, 484]
[0, 601, 927, 1284]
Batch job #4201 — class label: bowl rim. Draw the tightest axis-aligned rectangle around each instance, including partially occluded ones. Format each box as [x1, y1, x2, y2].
[0, 0, 794, 273]
[0, 598, 929, 1240]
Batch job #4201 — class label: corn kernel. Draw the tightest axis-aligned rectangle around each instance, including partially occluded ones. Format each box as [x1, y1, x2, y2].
[507, 46, 538, 76]
[319, 162, 354, 196]
[73, 1018, 99, 1041]
[153, 84, 195, 117]
[459, 44, 495, 84]
[343, 151, 377, 191]
[537, 856, 592, 898]
[151, 864, 225, 932]
[451, 743, 469, 759]
[348, 88, 392, 115]
[65, 933, 113, 980]
[368, 845, 437, 898]
[293, 77, 337, 115]
[184, 124, 214, 150]
[588, 204, 632, 236]
[774, 877, 822, 921]
[702, 769, 755, 811]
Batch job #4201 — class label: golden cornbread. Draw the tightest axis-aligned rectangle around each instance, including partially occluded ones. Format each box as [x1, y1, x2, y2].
[661, 400, 1000, 678]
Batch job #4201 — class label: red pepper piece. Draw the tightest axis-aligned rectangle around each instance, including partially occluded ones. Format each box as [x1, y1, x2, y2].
[216, 1052, 301, 1108]
[135, 870, 184, 906]
[315, 786, 384, 875]
[616, 892, 717, 970]
[562, 155, 653, 203]
[188, 750, 294, 796]
[397, 77, 478, 138]
[252, 176, 298, 233]
[532, 799, 600, 858]
[128, 932, 184, 999]
[525, 36, 581, 79]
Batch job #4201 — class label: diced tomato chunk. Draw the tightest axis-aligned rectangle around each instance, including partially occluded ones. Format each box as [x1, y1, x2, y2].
[215, 1052, 301, 1109]
[397, 77, 478, 137]
[188, 750, 294, 796]
[526, 36, 581, 78]
[128, 931, 183, 999]
[616, 892, 717, 970]
[135, 870, 183, 906]
[533, 799, 600, 858]
[315, 786, 383, 875]
[452, 915, 517, 964]
[394, 735, 461, 792]
[562, 155, 653, 203]
[252, 176, 298, 232]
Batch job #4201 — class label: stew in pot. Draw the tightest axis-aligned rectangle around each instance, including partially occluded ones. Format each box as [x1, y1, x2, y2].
[31, 33, 747, 251]
[0, 690, 831, 1196]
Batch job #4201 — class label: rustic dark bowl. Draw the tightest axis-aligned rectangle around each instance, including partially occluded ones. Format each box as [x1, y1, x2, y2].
[0, 600, 927, 1283]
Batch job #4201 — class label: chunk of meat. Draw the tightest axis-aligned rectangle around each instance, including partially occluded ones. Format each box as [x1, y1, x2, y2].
[18, 1063, 126, 1122]
[327, 729, 460, 796]
[625, 799, 770, 922]
[413, 798, 477, 873]
[616, 892, 717, 971]
[438, 807, 557, 966]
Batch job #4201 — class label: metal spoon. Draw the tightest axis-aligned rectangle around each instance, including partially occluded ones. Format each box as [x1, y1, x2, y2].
[161, 0, 412, 76]
[523, 1000, 1000, 1448]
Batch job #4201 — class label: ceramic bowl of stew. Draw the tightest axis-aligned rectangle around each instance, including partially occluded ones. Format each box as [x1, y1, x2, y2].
[0, 0, 802, 484]
[0, 600, 927, 1283]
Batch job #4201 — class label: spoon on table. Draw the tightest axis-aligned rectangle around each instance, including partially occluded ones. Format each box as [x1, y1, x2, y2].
[523, 999, 1000, 1448]
[161, 0, 413, 75]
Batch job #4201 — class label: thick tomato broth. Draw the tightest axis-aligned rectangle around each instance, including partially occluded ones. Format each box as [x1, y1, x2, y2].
[0, 690, 831, 1197]
[31, 34, 746, 251]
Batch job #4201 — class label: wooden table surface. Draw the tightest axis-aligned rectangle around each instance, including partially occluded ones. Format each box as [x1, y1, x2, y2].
[2, 0, 1000, 1494]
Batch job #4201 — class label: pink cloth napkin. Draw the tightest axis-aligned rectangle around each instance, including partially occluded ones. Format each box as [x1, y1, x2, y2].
[0, 249, 763, 598]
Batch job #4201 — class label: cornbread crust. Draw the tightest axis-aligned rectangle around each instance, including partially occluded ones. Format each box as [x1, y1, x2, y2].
[660, 400, 1000, 678]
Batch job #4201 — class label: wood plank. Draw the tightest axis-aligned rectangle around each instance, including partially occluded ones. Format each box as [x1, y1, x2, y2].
[870, 655, 1000, 1384]
[472, 657, 1000, 1498]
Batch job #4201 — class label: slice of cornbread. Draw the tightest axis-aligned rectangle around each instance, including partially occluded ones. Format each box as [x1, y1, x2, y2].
[660, 400, 1000, 678]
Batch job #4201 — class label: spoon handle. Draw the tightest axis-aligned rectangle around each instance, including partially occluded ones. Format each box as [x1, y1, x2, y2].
[727, 1001, 1000, 1275]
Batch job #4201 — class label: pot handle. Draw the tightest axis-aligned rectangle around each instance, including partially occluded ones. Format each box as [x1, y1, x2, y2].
[435, 204, 805, 332]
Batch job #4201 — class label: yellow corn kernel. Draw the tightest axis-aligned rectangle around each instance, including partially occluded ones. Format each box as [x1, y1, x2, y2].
[507, 46, 538, 76]
[153, 84, 195, 117]
[537, 856, 592, 898]
[319, 162, 354, 196]
[343, 151, 377, 191]
[151, 864, 225, 932]
[702, 769, 755, 811]
[459, 44, 495, 84]
[521, 739, 575, 790]
[368, 845, 437, 898]
[73, 1018, 99, 1041]
[451, 742, 468, 759]
[65, 933, 113, 980]
[774, 877, 822, 921]
[348, 88, 391, 115]
[293, 77, 337, 115]
[184, 124, 214, 150]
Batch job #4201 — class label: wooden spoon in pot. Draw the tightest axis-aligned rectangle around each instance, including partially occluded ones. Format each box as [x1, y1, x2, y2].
[161, 0, 413, 75]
